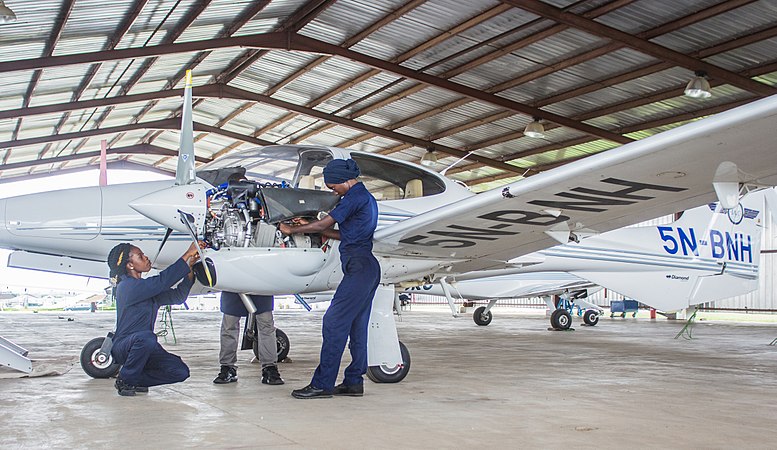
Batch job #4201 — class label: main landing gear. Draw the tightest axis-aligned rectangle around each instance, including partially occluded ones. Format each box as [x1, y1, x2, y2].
[545, 293, 602, 330]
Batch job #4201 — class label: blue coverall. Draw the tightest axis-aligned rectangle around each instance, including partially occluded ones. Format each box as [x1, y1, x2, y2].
[311, 182, 381, 390]
[111, 258, 194, 387]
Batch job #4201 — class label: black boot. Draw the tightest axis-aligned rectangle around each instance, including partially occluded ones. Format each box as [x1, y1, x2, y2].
[261, 365, 284, 385]
[213, 365, 238, 384]
[115, 377, 137, 396]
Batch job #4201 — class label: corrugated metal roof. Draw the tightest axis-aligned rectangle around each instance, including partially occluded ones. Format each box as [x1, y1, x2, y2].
[0, 0, 774, 188]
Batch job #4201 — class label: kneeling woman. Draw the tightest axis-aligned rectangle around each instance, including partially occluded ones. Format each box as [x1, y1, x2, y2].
[107, 242, 201, 396]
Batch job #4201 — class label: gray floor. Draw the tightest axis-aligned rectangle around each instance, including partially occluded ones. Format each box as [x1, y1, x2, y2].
[2, 307, 777, 449]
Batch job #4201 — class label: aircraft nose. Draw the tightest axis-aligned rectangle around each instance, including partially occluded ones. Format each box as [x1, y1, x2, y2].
[128, 184, 208, 234]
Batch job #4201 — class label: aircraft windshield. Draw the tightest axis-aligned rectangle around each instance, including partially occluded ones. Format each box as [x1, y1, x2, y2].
[295, 150, 446, 200]
[200, 146, 446, 200]
[200, 146, 301, 184]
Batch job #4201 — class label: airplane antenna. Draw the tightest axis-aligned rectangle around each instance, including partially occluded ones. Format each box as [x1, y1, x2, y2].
[175, 70, 196, 186]
[440, 151, 473, 176]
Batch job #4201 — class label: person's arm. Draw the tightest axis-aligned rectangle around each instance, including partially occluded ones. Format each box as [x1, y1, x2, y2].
[153, 273, 195, 306]
[279, 215, 337, 237]
[121, 259, 191, 306]
[120, 243, 201, 306]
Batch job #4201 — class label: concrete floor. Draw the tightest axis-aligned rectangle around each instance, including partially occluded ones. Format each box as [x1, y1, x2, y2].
[2, 307, 777, 449]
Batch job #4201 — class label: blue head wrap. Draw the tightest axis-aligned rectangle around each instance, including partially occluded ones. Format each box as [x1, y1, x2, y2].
[323, 159, 360, 185]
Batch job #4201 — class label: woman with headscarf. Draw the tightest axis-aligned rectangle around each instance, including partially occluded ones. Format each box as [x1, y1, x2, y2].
[279, 158, 380, 399]
[106, 241, 201, 396]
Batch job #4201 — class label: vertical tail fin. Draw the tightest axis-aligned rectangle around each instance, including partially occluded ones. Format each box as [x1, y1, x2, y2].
[175, 70, 196, 185]
[572, 189, 773, 311]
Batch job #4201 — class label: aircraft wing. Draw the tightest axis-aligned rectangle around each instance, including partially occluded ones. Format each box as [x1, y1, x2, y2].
[374, 94, 777, 274]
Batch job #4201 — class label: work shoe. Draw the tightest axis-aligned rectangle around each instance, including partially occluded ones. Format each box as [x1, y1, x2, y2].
[261, 365, 284, 385]
[134, 386, 149, 393]
[213, 366, 238, 384]
[333, 382, 364, 397]
[291, 384, 333, 399]
[115, 377, 136, 397]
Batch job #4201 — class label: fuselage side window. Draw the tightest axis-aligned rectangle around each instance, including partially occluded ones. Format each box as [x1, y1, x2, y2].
[350, 154, 445, 200]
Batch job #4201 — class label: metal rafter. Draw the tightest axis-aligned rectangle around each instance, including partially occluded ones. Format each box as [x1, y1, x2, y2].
[325, 0, 742, 151]
[368, 15, 777, 169]
[71, 0, 215, 162]
[287, 0, 633, 146]
[465, 98, 759, 186]
[0, 144, 210, 172]
[0, 117, 272, 152]
[36, 0, 150, 162]
[129, 0, 273, 147]
[217, 85, 521, 174]
[146, 0, 335, 167]
[10, 0, 75, 163]
[502, 0, 776, 96]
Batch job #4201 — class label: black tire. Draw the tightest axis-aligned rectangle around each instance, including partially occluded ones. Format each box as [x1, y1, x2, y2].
[253, 328, 290, 362]
[367, 341, 411, 383]
[473, 306, 493, 326]
[583, 309, 599, 326]
[80, 337, 121, 379]
[550, 309, 572, 330]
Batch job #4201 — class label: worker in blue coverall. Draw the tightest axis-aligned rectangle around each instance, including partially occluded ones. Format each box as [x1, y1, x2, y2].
[279, 158, 380, 399]
[213, 292, 284, 385]
[107, 241, 201, 396]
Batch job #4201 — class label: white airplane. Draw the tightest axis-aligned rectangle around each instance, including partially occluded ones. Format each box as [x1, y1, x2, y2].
[2, 70, 777, 381]
[402, 273, 601, 326]
[401, 186, 773, 328]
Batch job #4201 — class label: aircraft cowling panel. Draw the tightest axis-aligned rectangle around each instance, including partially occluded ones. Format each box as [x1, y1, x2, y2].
[203, 247, 331, 294]
[128, 184, 207, 234]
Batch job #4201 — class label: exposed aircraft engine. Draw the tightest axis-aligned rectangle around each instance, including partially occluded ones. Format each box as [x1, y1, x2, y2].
[203, 180, 340, 250]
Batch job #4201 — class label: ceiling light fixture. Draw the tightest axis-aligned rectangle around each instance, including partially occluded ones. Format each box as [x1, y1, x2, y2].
[684, 70, 712, 98]
[0, 1, 17, 24]
[420, 148, 438, 167]
[523, 117, 545, 138]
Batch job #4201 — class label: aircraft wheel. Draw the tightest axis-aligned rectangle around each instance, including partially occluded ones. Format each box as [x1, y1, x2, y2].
[583, 309, 599, 326]
[473, 306, 493, 326]
[367, 341, 411, 383]
[253, 328, 290, 362]
[80, 337, 120, 379]
[550, 309, 572, 330]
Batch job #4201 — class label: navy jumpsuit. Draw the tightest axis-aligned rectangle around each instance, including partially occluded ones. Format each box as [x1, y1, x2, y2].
[310, 182, 381, 390]
[111, 258, 193, 387]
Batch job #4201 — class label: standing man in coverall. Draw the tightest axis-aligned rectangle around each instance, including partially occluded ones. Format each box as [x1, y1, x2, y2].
[107, 242, 201, 396]
[213, 292, 284, 385]
[279, 158, 380, 399]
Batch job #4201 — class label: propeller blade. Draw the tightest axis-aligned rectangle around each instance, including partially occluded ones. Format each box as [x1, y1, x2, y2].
[178, 209, 213, 287]
[150, 227, 174, 267]
[175, 70, 196, 186]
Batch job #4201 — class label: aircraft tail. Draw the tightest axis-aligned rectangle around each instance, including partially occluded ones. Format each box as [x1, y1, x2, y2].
[570, 188, 775, 312]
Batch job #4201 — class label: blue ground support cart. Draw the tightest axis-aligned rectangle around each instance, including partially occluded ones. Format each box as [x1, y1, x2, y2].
[610, 300, 639, 318]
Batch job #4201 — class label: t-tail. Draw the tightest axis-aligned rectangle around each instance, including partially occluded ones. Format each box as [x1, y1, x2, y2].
[548, 188, 777, 311]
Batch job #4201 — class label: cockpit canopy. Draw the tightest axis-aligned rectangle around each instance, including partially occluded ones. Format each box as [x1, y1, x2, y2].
[199, 145, 447, 201]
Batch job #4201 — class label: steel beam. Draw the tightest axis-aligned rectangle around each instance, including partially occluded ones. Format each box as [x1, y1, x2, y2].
[503, 0, 776, 96]
[0, 144, 210, 172]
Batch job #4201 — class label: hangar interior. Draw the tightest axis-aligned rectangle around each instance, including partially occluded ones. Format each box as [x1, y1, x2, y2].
[1, 0, 776, 309]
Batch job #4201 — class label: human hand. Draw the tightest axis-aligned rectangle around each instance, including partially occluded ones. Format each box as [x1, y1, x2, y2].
[183, 242, 201, 266]
[292, 217, 309, 226]
[278, 223, 292, 236]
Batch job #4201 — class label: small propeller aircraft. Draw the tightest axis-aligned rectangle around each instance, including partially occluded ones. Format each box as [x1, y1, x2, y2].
[402, 186, 774, 328]
[2, 70, 777, 382]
